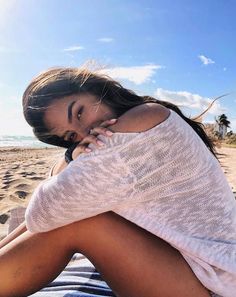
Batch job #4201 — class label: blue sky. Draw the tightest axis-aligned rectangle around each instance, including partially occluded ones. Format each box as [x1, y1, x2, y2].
[0, 0, 235, 136]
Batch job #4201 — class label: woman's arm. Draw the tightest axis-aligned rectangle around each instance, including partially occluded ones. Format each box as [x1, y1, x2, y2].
[70, 103, 170, 161]
[25, 103, 172, 233]
[57, 103, 170, 164]
[110, 103, 170, 133]
[0, 222, 27, 249]
[0, 117, 120, 247]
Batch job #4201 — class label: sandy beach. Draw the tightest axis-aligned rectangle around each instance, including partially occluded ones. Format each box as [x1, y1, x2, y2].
[0, 147, 63, 238]
[217, 147, 236, 194]
[0, 146, 235, 239]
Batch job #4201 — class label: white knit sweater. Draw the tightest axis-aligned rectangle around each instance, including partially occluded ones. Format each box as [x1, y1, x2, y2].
[25, 110, 236, 297]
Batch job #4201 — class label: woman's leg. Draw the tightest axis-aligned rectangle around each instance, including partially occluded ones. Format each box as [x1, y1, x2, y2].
[0, 212, 210, 297]
[0, 222, 74, 297]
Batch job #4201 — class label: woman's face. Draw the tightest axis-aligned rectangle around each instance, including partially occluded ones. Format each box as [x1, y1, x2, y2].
[44, 93, 115, 143]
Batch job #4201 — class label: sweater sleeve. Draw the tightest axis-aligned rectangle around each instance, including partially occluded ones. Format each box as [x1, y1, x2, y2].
[25, 149, 135, 233]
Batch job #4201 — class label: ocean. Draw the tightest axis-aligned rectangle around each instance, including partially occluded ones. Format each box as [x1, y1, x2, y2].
[0, 135, 53, 148]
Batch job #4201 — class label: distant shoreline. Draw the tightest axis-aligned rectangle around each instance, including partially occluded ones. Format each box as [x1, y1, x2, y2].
[0, 146, 59, 151]
[0, 135, 54, 148]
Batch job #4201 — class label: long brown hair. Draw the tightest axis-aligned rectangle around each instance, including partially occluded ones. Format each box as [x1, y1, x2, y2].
[22, 67, 217, 157]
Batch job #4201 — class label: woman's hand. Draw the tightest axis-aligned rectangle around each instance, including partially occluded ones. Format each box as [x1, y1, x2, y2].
[72, 118, 117, 160]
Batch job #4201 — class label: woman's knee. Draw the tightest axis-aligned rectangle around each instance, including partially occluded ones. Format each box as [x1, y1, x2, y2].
[65, 213, 210, 297]
[50, 212, 114, 252]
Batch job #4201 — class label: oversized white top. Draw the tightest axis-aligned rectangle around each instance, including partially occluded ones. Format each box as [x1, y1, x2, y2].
[25, 110, 236, 297]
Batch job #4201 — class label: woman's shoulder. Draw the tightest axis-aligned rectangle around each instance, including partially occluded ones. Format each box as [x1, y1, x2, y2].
[110, 103, 170, 134]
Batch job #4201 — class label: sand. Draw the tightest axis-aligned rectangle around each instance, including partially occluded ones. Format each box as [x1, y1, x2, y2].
[0, 146, 235, 239]
[0, 147, 63, 238]
[217, 147, 236, 194]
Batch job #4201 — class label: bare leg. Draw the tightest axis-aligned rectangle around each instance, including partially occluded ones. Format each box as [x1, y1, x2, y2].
[0, 223, 74, 297]
[0, 212, 210, 297]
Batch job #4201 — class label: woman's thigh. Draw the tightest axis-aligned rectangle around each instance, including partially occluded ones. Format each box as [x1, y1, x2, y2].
[70, 212, 211, 297]
[0, 212, 210, 297]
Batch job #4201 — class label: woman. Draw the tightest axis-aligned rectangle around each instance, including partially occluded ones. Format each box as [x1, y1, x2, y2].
[0, 67, 235, 297]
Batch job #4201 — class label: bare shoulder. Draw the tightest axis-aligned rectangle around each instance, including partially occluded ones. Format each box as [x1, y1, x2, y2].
[111, 103, 170, 133]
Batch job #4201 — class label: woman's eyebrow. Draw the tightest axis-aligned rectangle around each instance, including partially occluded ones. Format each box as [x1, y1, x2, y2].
[68, 101, 76, 123]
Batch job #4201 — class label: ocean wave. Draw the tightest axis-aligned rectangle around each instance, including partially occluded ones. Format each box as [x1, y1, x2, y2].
[0, 135, 53, 148]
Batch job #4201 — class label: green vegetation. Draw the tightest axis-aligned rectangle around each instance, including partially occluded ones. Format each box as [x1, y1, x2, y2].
[224, 133, 236, 146]
[204, 113, 236, 147]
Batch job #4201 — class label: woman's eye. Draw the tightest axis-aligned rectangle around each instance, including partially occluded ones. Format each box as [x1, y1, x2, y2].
[68, 132, 77, 142]
[77, 107, 83, 120]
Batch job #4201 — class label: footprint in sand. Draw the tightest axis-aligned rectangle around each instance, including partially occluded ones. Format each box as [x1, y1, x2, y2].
[18, 171, 28, 175]
[35, 161, 46, 165]
[20, 172, 38, 178]
[25, 172, 36, 176]
[10, 191, 29, 201]
[15, 184, 32, 191]
[2, 178, 13, 185]
[2, 173, 13, 180]
[9, 194, 28, 204]
[29, 176, 44, 181]
[2, 173, 14, 185]
[11, 164, 20, 170]
[1, 178, 28, 187]
[14, 191, 28, 199]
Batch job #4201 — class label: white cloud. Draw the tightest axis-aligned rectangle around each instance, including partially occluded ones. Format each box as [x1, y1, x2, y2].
[97, 37, 114, 43]
[198, 55, 215, 65]
[63, 45, 84, 52]
[223, 67, 227, 71]
[99, 64, 164, 85]
[154, 88, 224, 116]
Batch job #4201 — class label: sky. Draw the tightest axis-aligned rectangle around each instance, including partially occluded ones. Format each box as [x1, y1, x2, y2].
[0, 0, 235, 136]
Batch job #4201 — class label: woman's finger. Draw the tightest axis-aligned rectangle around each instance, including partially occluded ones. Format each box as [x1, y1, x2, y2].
[89, 118, 117, 136]
[89, 126, 113, 137]
[72, 145, 89, 159]
[99, 118, 117, 128]
[87, 119, 117, 146]
[80, 134, 104, 147]
[71, 119, 117, 159]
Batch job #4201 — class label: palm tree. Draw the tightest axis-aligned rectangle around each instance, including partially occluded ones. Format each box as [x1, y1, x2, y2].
[215, 114, 231, 139]
[218, 114, 231, 127]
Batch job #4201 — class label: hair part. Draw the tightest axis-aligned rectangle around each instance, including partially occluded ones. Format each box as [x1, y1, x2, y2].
[22, 67, 217, 158]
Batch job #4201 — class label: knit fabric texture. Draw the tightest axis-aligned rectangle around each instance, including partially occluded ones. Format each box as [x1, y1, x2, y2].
[25, 110, 236, 297]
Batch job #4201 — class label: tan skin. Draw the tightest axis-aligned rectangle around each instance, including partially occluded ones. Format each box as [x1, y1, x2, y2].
[0, 95, 211, 297]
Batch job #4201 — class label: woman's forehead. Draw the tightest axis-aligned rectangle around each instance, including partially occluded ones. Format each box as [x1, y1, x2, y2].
[43, 100, 70, 132]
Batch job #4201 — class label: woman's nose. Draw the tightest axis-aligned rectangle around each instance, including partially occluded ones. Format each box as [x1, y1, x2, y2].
[71, 125, 88, 142]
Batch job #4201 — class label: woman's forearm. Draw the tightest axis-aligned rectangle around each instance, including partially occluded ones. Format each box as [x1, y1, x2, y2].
[0, 221, 27, 249]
